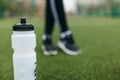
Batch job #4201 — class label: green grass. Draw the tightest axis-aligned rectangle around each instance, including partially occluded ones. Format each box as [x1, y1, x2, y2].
[0, 17, 120, 80]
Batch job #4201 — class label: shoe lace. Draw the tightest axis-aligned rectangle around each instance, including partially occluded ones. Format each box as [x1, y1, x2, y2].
[43, 38, 52, 45]
[47, 39, 52, 44]
[65, 35, 74, 44]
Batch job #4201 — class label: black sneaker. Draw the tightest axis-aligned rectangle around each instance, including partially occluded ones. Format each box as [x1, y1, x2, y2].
[58, 34, 80, 55]
[41, 36, 58, 56]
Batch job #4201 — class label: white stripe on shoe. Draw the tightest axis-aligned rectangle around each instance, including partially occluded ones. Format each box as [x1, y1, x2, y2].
[41, 45, 58, 56]
[61, 30, 72, 38]
[58, 41, 81, 55]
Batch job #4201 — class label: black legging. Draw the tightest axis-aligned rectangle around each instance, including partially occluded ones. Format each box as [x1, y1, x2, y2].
[44, 0, 69, 35]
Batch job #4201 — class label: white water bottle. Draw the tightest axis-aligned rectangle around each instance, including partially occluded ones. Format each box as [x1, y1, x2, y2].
[12, 18, 37, 80]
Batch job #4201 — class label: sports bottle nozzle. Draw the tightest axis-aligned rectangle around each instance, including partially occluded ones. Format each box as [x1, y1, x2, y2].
[20, 18, 26, 24]
[13, 18, 34, 31]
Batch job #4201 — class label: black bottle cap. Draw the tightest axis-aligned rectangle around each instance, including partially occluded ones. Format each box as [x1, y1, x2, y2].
[13, 18, 34, 31]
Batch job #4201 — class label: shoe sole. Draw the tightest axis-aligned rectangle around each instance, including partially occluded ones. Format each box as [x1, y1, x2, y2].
[58, 41, 81, 55]
[41, 45, 58, 56]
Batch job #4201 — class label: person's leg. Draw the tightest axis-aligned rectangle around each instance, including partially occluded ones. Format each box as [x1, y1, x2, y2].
[42, 0, 57, 56]
[44, 0, 55, 35]
[50, 0, 80, 55]
[49, 0, 69, 33]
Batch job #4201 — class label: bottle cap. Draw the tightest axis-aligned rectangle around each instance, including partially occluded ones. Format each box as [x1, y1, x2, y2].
[13, 18, 34, 31]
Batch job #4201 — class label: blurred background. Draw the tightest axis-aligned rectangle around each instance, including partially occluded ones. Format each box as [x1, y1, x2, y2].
[1, 0, 120, 80]
[0, 0, 120, 18]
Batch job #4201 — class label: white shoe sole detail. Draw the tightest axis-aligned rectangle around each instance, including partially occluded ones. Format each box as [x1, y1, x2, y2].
[41, 46, 58, 56]
[58, 41, 81, 55]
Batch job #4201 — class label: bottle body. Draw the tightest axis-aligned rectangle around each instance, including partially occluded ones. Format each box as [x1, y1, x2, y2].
[12, 31, 37, 80]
